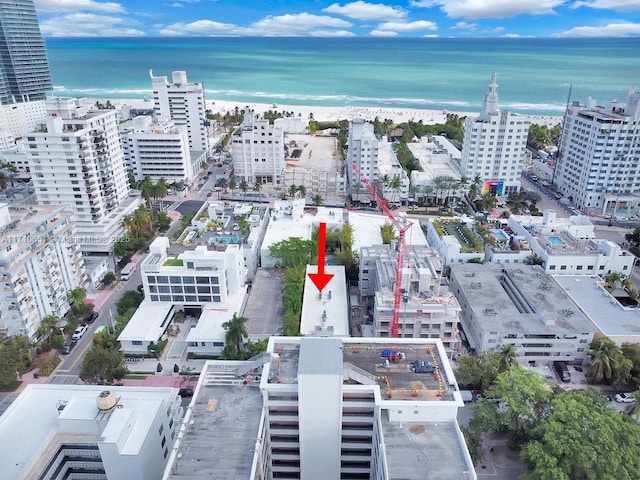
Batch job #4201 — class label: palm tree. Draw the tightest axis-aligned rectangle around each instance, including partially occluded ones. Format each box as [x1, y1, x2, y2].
[458, 175, 470, 200]
[604, 271, 624, 289]
[433, 176, 449, 206]
[297, 185, 306, 198]
[229, 178, 237, 194]
[625, 390, 640, 418]
[524, 253, 545, 266]
[222, 313, 248, 354]
[67, 288, 87, 308]
[390, 175, 402, 204]
[138, 176, 154, 207]
[586, 337, 623, 384]
[421, 185, 434, 206]
[353, 182, 363, 203]
[36, 315, 60, 347]
[239, 179, 249, 201]
[288, 183, 297, 198]
[253, 181, 262, 194]
[468, 174, 483, 200]
[498, 343, 518, 372]
[216, 178, 228, 192]
[312, 194, 324, 206]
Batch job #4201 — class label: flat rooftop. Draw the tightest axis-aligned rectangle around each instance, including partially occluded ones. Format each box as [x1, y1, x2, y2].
[451, 264, 596, 337]
[0, 203, 71, 253]
[0, 385, 176, 480]
[349, 211, 428, 252]
[187, 291, 246, 342]
[267, 338, 458, 402]
[118, 301, 174, 342]
[382, 414, 475, 480]
[167, 383, 263, 479]
[301, 265, 349, 337]
[553, 275, 640, 341]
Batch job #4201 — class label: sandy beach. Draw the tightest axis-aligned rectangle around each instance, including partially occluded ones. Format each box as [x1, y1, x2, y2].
[112, 97, 562, 127]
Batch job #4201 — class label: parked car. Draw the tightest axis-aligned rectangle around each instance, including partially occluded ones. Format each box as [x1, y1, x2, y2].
[614, 392, 637, 403]
[412, 360, 436, 374]
[85, 312, 98, 324]
[179, 387, 194, 397]
[61, 340, 76, 355]
[71, 324, 88, 341]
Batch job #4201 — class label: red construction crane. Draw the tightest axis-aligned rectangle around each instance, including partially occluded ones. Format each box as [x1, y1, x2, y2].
[351, 163, 412, 337]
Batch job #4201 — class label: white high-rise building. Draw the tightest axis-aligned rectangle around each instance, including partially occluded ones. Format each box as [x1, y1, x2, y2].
[347, 118, 379, 186]
[164, 337, 476, 480]
[231, 113, 285, 184]
[460, 73, 530, 196]
[121, 115, 204, 184]
[151, 70, 208, 156]
[25, 97, 141, 253]
[0, 203, 85, 339]
[555, 90, 640, 214]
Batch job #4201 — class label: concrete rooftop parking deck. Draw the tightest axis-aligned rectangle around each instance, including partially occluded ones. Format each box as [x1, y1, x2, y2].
[267, 340, 454, 402]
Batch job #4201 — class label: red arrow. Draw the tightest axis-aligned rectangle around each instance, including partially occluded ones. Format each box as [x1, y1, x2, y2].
[308, 222, 334, 292]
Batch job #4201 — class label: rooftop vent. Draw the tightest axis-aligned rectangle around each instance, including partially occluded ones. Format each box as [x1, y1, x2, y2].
[470, 281, 482, 289]
[96, 390, 118, 411]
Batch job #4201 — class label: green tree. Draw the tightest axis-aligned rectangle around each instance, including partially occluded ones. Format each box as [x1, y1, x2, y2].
[312, 194, 323, 206]
[604, 271, 624, 289]
[80, 347, 128, 384]
[239, 179, 249, 201]
[297, 185, 306, 198]
[524, 253, 545, 266]
[35, 315, 61, 349]
[222, 313, 249, 355]
[473, 366, 552, 445]
[390, 175, 402, 204]
[153, 211, 172, 232]
[268, 237, 316, 268]
[138, 176, 154, 207]
[498, 343, 518, 372]
[520, 388, 640, 480]
[455, 350, 501, 391]
[380, 222, 396, 244]
[586, 336, 624, 384]
[288, 183, 297, 198]
[116, 290, 143, 315]
[229, 178, 237, 193]
[102, 272, 117, 286]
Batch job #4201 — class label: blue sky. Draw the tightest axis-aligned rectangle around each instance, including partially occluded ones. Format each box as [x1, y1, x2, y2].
[34, 0, 640, 38]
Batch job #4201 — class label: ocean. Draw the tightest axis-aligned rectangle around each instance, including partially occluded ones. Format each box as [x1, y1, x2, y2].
[45, 37, 640, 116]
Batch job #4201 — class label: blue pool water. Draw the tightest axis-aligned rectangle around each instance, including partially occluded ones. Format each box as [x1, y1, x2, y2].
[548, 236, 566, 246]
[490, 229, 509, 241]
[209, 236, 239, 244]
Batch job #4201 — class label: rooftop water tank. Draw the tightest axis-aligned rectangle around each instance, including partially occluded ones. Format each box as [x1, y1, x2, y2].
[96, 390, 117, 411]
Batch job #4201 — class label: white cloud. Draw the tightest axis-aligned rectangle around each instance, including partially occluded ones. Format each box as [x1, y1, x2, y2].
[160, 19, 239, 36]
[376, 20, 437, 32]
[161, 13, 352, 36]
[452, 21, 478, 30]
[411, 0, 564, 19]
[39, 13, 144, 36]
[311, 30, 357, 37]
[34, 0, 125, 14]
[370, 29, 399, 37]
[554, 22, 640, 36]
[409, 1, 438, 6]
[249, 13, 352, 35]
[324, 1, 406, 20]
[170, 2, 184, 7]
[571, 0, 640, 10]
[491, 26, 506, 33]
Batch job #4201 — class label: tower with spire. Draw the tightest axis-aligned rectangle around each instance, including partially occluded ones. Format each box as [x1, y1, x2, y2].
[459, 73, 530, 196]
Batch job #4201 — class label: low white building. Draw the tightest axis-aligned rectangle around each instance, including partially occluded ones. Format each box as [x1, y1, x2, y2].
[0, 203, 86, 339]
[300, 265, 349, 337]
[504, 210, 635, 275]
[554, 275, 640, 346]
[0, 384, 182, 480]
[260, 198, 344, 268]
[0, 99, 46, 149]
[408, 135, 462, 199]
[164, 337, 476, 480]
[120, 237, 248, 355]
[274, 116, 308, 133]
[349, 210, 428, 253]
[450, 263, 596, 364]
[188, 201, 270, 281]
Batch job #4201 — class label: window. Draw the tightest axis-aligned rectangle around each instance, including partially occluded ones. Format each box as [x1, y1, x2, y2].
[159, 425, 164, 436]
[560, 265, 567, 270]
[182, 276, 195, 284]
[196, 276, 209, 284]
[132, 341, 143, 346]
[157, 276, 168, 283]
[549, 265, 556, 270]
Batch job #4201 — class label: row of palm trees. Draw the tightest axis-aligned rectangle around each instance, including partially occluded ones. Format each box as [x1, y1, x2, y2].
[137, 177, 169, 208]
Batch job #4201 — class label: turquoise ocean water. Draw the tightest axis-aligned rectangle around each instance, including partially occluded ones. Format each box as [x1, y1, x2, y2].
[45, 37, 640, 116]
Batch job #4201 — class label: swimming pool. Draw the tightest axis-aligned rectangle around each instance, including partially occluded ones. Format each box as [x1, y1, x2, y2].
[209, 236, 240, 244]
[489, 229, 509, 241]
[548, 236, 566, 246]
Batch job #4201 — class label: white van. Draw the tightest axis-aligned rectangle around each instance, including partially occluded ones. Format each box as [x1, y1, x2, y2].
[120, 262, 136, 281]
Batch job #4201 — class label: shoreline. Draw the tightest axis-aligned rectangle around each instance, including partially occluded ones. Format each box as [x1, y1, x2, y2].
[106, 97, 563, 127]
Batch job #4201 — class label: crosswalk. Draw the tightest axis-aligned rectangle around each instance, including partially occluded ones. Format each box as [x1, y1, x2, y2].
[46, 375, 79, 385]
